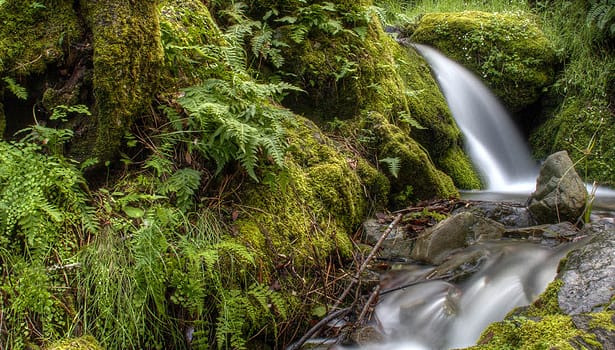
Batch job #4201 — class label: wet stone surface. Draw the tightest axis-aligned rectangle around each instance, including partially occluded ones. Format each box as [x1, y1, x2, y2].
[558, 227, 615, 315]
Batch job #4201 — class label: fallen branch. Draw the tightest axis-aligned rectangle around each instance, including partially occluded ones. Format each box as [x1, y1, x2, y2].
[332, 213, 403, 310]
[356, 285, 381, 326]
[285, 308, 351, 350]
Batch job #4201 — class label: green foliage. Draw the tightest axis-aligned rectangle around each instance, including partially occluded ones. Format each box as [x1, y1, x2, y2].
[159, 168, 202, 211]
[2, 76, 28, 99]
[17, 104, 91, 156]
[586, 0, 615, 39]
[162, 78, 300, 181]
[78, 176, 289, 349]
[0, 141, 97, 348]
[379, 156, 401, 178]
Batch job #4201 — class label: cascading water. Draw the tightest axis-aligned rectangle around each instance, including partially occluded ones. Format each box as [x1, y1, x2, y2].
[344, 46, 574, 350]
[412, 44, 538, 192]
[359, 242, 573, 350]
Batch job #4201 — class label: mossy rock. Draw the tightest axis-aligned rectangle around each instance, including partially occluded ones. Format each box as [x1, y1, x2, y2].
[0, 0, 82, 75]
[235, 117, 377, 270]
[159, 0, 226, 86]
[45, 336, 103, 350]
[251, 5, 478, 195]
[0, 0, 83, 138]
[410, 11, 557, 113]
[530, 97, 615, 186]
[469, 279, 614, 349]
[352, 112, 459, 208]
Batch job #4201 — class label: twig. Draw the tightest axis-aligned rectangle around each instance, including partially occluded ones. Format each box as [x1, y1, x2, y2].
[286, 214, 402, 350]
[332, 213, 403, 310]
[285, 308, 351, 350]
[356, 285, 381, 326]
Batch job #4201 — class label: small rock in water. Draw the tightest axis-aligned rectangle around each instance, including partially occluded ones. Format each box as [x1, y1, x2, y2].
[527, 151, 587, 224]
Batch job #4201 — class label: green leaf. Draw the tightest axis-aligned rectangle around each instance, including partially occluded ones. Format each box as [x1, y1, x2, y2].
[123, 206, 145, 218]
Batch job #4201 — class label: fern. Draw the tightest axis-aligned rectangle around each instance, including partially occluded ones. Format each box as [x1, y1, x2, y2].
[2, 76, 28, 100]
[379, 157, 401, 178]
[165, 77, 299, 181]
[0, 141, 97, 347]
[159, 168, 202, 211]
[587, 0, 615, 36]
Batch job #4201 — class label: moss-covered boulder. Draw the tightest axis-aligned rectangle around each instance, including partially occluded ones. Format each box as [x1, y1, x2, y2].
[239, 1, 480, 197]
[530, 97, 615, 186]
[410, 11, 557, 114]
[0, 1, 164, 162]
[235, 117, 385, 270]
[0, 0, 83, 138]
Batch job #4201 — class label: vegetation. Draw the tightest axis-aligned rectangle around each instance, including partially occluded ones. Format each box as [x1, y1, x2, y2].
[0, 0, 613, 348]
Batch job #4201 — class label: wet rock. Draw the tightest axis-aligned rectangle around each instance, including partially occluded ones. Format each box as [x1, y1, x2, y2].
[455, 200, 533, 228]
[571, 313, 615, 350]
[362, 219, 414, 261]
[410, 212, 504, 264]
[504, 222, 580, 244]
[528, 151, 587, 224]
[558, 229, 615, 314]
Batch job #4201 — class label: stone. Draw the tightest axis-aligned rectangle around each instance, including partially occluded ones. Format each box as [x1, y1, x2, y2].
[362, 219, 414, 261]
[528, 151, 587, 224]
[410, 211, 505, 264]
[454, 200, 533, 228]
[558, 228, 615, 315]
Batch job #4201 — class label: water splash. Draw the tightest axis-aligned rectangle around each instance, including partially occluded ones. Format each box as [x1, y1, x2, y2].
[360, 242, 571, 350]
[413, 44, 538, 192]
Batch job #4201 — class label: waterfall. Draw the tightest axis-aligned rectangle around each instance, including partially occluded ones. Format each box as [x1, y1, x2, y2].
[413, 44, 538, 192]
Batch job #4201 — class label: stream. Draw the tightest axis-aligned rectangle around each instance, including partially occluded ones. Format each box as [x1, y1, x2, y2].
[334, 45, 615, 350]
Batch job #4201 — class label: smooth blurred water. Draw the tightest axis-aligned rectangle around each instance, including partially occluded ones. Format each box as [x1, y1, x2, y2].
[358, 242, 571, 350]
[413, 44, 539, 191]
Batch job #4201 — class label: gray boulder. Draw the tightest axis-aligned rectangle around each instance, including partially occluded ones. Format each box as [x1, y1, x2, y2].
[528, 151, 587, 224]
[558, 228, 615, 315]
[410, 211, 505, 264]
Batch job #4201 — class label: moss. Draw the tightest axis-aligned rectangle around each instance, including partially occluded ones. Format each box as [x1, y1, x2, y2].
[530, 97, 615, 186]
[472, 314, 599, 350]
[81, 0, 164, 162]
[358, 112, 458, 207]
[525, 279, 564, 317]
[275, 15, 468, 201]
[410, 11, 557, 113]
[438, 145, 483, 189]
[236, 117, 368, 269]
[0, 100, 5, 137]
[158, 0, 226, 86]
[470, 279, 613, 350]
[0, 0, 82, 75]
[45, 336, 103, 350]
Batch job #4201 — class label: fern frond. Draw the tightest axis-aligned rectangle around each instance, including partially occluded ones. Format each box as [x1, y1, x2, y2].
[3, 77, 28, 100]
[379, 157, 401, 178]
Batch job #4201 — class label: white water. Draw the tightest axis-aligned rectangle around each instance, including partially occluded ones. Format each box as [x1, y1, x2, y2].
[359, 242, 572, 350]
[340, 45, 614, 350]
[413, 44, 538, 192]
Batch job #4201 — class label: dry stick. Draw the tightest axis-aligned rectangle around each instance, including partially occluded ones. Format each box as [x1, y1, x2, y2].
[332, 213, 403, 311]
[356, 284, 381, 326]
[285, 308, 351, 350]
[286, 214, 402, 350]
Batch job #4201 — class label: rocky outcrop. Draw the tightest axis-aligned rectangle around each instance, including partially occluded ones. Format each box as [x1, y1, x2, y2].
[528, 151, 587, 224]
